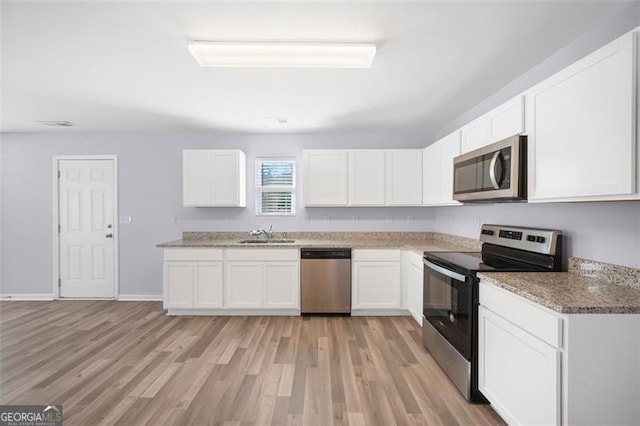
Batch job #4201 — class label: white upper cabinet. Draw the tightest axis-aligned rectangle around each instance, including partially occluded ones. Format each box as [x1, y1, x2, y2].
[423, 131, 461, 205]
[526, 31, 638, 202]
[386, 150, 423, 206]
[303, 150, 349, 206]
[461, 95, 525, 154]
[349, 150, 386, 205]
[183, 150, 246, 207]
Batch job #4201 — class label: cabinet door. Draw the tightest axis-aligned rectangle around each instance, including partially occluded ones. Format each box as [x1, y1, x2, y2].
[211, 151, 246, 207]
[527, 32, 636, 201]
[461, 118, 490, 154]
[164, 262, 194, 308]
[386, 150, 422, 205]
[479, 306, 561, 426]
[183, 150, 212, 206]
[194, 262, 223, 308]
[352, 262, 401, 309]
[488, 95, 524, 143]
[402, 253, 423, 325]
[264, 262, 299, 309]
[348, 150, 386, 205]
[225, 262, 263, 308]
[423, 132, 461, 205]
[303, 150, 348, 206]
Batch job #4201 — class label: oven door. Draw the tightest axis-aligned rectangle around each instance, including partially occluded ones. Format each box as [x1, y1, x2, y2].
[423, 258, 473, 360]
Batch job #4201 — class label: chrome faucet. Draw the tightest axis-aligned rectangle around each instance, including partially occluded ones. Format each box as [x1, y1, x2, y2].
[249, 225, 273, 240]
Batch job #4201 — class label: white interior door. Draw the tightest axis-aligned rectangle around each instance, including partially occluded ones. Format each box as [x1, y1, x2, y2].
[58, 159, 116, 298]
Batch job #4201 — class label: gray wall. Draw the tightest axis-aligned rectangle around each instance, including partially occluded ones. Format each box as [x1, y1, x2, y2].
[0, 132, 435, 297]
[434, 202, 640, 269]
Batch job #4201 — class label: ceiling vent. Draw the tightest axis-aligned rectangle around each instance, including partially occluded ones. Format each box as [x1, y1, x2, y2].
[38, 121, 76, 128]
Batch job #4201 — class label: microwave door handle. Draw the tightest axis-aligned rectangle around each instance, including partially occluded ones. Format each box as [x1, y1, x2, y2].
[423, 259, 466, 282]
[489, 151, 501, 190]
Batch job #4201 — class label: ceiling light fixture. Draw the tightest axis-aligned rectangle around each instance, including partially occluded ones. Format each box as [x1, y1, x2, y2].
[188, 41, 376, 68]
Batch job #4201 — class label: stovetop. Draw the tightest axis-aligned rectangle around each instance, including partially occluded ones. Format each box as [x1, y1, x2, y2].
[424, 251, 551, 276]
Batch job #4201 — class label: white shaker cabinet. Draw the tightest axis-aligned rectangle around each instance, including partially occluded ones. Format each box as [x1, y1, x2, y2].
[526, 31, 638, 202]
[423, 131, 461, 205]
[183, 150, 246, 207]
[303, 150, 349, 206]
[479, 280, 640, 426]
[348, 150, 386, 206]
[460, 95, 525, 154]
[402, 251, 424, 325]
[352, 249, 402, 314]
[163, 249, 224, 310]
[224, 249, 300, 312]
[386, 150, 423, 205]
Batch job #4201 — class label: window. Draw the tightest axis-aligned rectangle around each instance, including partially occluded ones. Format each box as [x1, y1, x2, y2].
[255, 158, 296, 215]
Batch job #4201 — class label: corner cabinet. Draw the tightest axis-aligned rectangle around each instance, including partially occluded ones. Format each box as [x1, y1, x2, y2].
[423, 131, 461, 206]
[479, 280, 640, 426]
[303, 150, 349, 206]
[163, 249, 223, 309]
[351, 249, 403, 315]
[183, 150, 247, 207]
[526, 31, 639, 202]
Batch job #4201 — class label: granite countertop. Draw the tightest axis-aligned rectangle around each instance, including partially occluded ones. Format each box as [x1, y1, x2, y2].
[157, 231, 482, 256]
[478, 259, 640, 314]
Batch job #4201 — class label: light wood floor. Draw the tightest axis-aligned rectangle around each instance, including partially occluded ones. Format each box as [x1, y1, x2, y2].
[0, 301, 504, 425]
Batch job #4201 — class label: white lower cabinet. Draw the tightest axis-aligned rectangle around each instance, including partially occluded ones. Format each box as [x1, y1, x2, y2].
[402, 251, 424, 325]
[479, 280, 640, 426]
[352, 249, 402, 313]
[479, 305, 560, 425]
[163, 249, 223, 309]
[224, 249, 300, 313]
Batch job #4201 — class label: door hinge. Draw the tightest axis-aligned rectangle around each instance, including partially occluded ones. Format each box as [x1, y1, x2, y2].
[58, 278, 61, 288]
[57, 170, 61, 178]
[58, 224, 61, 233]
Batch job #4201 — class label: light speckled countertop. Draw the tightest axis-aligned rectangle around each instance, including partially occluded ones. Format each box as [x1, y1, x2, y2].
[478, 264, 640, 314]
[157, 231, 481, 256]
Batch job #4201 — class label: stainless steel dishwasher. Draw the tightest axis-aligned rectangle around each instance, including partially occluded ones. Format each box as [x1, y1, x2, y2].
[300, 248, 351, 314]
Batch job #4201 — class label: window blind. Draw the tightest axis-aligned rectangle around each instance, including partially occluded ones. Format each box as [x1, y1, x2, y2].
[256, 159, 296, 215]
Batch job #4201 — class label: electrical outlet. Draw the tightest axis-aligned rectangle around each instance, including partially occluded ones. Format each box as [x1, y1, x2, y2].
[352, 215, 359, 224]
[224, 216, 230, 223]
[406, 215, 414, 224]
[323, 215, 331, 223]
[385, 216, 393, 224]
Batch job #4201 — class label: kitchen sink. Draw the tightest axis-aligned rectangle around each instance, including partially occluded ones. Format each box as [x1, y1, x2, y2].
[237, 239, 296, 244]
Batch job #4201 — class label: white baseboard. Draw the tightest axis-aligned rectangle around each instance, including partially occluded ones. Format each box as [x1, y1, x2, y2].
[166, 308, 301, 316]
[117, 294, 163, 301]
[351, 309, 410, 316]
[0, 294, 55, 301]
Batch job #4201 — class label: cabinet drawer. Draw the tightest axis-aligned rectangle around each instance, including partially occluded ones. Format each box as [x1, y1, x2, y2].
[164, 248, 223, 261]
[225, 248, 299, 262]
[480, 280, 562, 348]
[353, 249, 401, 262]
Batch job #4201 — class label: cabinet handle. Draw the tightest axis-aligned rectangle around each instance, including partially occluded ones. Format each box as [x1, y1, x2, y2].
[489, 151, 501, 190]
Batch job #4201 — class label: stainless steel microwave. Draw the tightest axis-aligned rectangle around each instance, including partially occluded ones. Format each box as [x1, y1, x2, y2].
[452, 135, 527, 202]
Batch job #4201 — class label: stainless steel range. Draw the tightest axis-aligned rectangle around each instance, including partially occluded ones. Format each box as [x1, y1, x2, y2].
[422, 224, 562, 402]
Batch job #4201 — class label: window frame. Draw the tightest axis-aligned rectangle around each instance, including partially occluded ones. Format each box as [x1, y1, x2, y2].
[255, 157, 297, 216]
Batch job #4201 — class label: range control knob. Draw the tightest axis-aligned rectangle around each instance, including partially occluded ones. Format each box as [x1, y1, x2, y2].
[526, 235, 536, 242]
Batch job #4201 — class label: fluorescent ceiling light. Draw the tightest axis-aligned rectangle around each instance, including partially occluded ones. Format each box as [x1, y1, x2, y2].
[188, 42, 376, 68]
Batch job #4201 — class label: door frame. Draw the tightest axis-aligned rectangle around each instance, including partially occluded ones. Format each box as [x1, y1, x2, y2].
[53, 155, 119, 299]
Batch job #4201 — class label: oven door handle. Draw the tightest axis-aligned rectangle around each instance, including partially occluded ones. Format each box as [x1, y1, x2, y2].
[423, 259, 467, 282]
[489, 151, 501, 190]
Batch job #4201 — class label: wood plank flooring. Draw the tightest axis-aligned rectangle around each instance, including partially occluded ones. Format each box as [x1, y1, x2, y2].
[0, 301, 504, 425]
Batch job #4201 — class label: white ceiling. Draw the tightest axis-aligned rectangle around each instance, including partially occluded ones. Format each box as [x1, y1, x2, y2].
[0, 1, 632, 133]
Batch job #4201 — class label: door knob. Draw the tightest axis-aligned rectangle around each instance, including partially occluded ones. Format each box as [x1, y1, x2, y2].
[105, 233, 113, 238]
